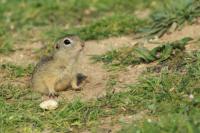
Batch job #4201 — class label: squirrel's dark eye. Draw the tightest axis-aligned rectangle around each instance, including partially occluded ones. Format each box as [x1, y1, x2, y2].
[63, 39, 71, 45]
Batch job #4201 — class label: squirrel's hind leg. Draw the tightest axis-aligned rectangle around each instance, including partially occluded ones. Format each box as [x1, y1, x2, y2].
[44, 78, 58, 98]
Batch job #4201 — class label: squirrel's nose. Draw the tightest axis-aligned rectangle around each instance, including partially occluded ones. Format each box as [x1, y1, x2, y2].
[55, 43, 59, 49]
[81, 42, 85, 48]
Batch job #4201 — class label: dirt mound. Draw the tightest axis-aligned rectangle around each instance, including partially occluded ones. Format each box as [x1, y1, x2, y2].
[60, 36, 139, 100]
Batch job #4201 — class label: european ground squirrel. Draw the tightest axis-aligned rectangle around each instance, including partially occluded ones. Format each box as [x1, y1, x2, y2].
[31, 36, 86, 97]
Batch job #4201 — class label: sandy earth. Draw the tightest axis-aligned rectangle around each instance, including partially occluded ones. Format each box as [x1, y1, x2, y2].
[1, 22, 200, 132]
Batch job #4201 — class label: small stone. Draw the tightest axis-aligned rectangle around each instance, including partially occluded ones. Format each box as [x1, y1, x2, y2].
[189, 94, 194, 100]
[39, 99, 58, 110]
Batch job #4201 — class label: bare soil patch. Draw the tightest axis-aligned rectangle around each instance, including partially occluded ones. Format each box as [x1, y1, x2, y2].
[160, 23, 200, 51]
[0, 41, 43, 65]
[60, 36, 139, 100]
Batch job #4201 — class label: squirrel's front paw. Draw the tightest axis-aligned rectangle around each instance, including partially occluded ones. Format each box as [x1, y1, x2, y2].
[48, 91, 58, 98]
[73, 86, 82, 91]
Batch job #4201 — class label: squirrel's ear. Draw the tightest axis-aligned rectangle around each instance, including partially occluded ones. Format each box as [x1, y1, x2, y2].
[55, 43, 59, 49]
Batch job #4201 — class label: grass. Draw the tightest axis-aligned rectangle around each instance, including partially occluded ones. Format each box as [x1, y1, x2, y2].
[0, 0, 156, 56]
[119, 113, 200, 133]
[2, 48, 200, 132]
[2, 0, 199, 56]
[0, 0, 152, 31]
[0, 0, 155, 59]
[141, 0, 200, 38]
[91, 37, 192, 70]
[0, 35, 14, 54]
[0, 0, 200, 55]
[0, 85, 101, 132]
[40, 14, 146, 56]
[118, 51, 200, 133]
[0, 63, 34, 78]
[66, 14, 146, 40]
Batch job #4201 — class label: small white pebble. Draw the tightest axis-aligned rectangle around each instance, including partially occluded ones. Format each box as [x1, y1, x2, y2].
[189, 94, 194, 100]
[147, 119, 152, 123]
[39, 99, 58, 110]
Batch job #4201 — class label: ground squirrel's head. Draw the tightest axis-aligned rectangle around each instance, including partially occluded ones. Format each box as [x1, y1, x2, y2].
[53, 36, 85, 60]
[54, 36, 84, 53]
